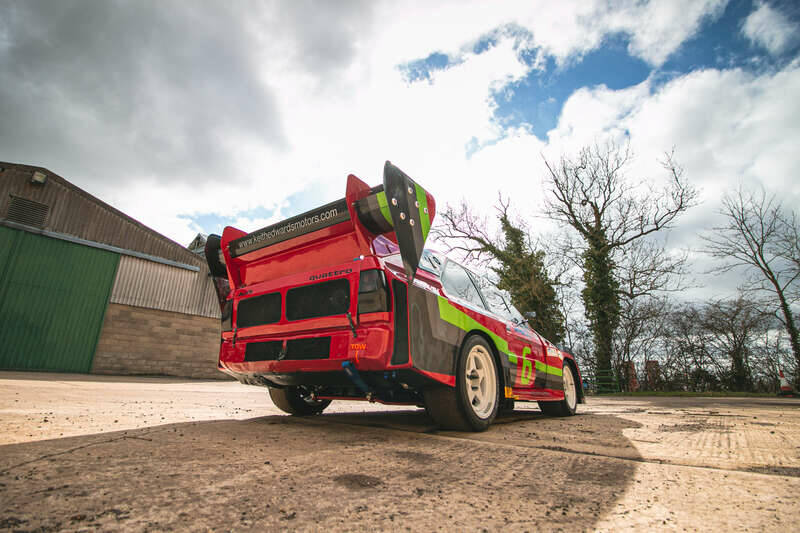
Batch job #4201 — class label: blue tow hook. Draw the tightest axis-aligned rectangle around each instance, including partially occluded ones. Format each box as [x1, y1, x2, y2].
[342, 361, 372, 398]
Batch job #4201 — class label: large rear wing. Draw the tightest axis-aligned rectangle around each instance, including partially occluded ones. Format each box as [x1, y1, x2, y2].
[205, 161, 436, 304]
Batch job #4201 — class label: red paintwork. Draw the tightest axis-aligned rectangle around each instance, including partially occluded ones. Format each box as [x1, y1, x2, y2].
[216, 172, 578, 408]
[415, 369, 456, 387]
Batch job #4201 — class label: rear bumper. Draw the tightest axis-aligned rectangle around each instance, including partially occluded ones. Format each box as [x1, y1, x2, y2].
[219, 321, 402, 376]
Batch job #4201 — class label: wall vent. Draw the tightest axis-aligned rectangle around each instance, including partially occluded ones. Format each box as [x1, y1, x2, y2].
[6, 195, 50, 228]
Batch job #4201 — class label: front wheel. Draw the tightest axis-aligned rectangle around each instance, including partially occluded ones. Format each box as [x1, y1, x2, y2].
[538, 363, 578, 417]
[269, 386, 331, 416]
[424, 335, 500, 431]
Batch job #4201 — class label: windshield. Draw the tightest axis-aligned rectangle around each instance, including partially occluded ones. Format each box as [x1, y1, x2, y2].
[500, 290, 527, 326]
[472, 276, 527, 326]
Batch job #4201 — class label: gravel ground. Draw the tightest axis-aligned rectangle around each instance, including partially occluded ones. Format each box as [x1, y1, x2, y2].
[1, 371, 799, 531]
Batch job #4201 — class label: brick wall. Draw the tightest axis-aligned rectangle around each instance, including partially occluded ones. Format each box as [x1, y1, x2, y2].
[92, 303, 226, 379]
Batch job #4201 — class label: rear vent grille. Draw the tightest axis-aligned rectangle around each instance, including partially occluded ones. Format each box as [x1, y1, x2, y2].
[237, 292, 281, 328]
[242, 337, 331, 362]
[286, 278, 350, 321]
[244, 341, 283, 362]
[6, 195, 49, 228]
[286, 337, 331, 360]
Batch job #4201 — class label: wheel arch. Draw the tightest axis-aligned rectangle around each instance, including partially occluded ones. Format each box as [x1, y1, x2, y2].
[563, 356, 585, 404]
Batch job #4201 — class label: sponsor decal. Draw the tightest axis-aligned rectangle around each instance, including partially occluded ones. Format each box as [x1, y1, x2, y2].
[309, 268, 352, 281]
[230, 198, 350, 257]
[350, 342, 367, 364]
[520, 346, 535, 385]
[548, 346, 563, 361]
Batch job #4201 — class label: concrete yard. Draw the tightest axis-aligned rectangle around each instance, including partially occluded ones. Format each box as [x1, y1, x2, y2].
[1, 372, 798, 531]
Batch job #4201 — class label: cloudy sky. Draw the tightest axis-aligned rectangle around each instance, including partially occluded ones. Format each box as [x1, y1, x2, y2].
[1, 0, 799, 298]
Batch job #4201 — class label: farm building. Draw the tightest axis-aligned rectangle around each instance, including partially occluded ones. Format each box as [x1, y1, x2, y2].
[0, 162, 223, 379]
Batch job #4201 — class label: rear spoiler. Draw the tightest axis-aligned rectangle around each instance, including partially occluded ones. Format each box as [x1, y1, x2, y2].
[204, 162, 436, 304]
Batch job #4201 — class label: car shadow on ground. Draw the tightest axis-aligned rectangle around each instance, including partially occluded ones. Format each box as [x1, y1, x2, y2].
[0, 409, 643, 531]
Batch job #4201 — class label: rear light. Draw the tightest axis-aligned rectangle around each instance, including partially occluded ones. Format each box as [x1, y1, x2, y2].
[358, 270, 389, 314]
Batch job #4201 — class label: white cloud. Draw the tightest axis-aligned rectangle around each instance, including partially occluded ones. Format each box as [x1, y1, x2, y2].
[742, 1, 799, 56]
[5, 0, 796, 290]
[176, 0, 727, 238]
[536, 63, 800, 299]
[601, 0, 728, 66]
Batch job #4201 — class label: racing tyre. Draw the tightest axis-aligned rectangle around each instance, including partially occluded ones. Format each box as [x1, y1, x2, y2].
[424, 335, 500, 431]
[538, 362, 578, 417]
[269, 386, 331, 416]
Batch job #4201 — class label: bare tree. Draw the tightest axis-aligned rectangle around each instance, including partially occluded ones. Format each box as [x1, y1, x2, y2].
[777, 210, 800, 302]
[703, 188, 800, 387]
[543, 141, 698, 388]
[613, 295, 672, 391]
[700, 296, 770, 391]
[434, 196, 565, 341]
[434, 199, 496, 266]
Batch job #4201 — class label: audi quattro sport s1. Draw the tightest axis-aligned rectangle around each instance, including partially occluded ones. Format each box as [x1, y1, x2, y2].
[204, 161, 584, 431]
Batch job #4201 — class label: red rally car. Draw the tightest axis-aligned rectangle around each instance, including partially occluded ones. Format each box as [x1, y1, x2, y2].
[205, 162, 584, 431]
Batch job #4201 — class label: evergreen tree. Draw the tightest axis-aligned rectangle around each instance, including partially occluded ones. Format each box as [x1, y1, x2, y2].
[490, 213, 565, 342]
[436, 200, 565, 342]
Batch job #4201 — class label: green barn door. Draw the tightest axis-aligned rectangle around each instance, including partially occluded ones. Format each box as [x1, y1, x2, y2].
[0, 226, 120, 372]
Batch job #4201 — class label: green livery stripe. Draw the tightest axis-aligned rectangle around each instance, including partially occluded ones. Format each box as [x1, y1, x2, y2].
[536, 360, 563, 376]
[376, 191, 393, 226]
[438, 296, 514, 361]
[414, 184, 431, 240]
[437, 296, 562, 375]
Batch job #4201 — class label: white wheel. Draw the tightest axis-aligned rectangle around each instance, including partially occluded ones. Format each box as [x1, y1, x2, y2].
[564, 364, 577, 411]
[538, 362, 579, 417]
[464, 343, 498, 419]
[423, 335, 500, 431]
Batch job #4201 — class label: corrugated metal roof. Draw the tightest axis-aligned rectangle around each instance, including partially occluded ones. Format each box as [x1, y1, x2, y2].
[0, 162, 205, 267]
[110, 255, 220, 318]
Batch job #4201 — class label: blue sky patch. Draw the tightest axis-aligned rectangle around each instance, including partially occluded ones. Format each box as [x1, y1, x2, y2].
[656, 0, 799, 85]
[456, 0, 800, 148]
[184, 187, 333, 235]
[491, 34, 652, 140]
[399, 52, 457, 83]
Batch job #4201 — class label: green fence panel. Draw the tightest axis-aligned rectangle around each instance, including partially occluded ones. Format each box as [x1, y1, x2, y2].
[0, 226, 120, 372]
[593, 369, 621, 394]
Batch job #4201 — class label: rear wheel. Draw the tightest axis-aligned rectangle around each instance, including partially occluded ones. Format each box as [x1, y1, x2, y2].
[424, 335, 500, 431]
[538, 363, 578, 417]
[269, 386, 331, 416]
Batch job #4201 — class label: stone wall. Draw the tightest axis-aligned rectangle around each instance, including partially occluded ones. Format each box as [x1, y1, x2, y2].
[92, 303, 226, 379]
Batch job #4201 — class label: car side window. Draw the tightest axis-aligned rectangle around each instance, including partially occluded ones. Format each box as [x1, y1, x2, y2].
[441, 261, 486, 309]
[480, 282, 514, 320]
